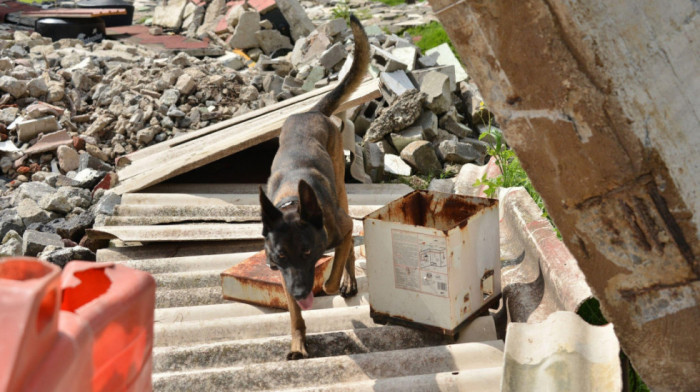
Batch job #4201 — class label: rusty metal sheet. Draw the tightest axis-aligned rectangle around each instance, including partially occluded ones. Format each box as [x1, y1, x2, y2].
[221, 250, 331, 309]
[502, 311, 621, 392]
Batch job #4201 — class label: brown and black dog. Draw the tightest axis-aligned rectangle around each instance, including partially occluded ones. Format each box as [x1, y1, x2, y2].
[258, 15, 370, 360]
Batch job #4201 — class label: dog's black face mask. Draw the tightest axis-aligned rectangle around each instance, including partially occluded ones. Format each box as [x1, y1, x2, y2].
[260, 181, 327, 305]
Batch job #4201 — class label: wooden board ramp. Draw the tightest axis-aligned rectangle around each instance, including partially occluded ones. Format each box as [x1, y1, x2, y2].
[112, 78, 381, 195]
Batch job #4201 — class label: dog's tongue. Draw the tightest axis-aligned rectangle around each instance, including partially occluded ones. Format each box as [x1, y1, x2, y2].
[296, 291, 314, 310]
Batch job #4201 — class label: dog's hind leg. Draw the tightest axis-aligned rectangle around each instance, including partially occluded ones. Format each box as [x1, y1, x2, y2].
[340, 244, 357, 297]
[281, 276, 308, 359]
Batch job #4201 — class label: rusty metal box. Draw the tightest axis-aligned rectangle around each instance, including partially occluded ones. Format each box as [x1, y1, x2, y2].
[221, 251, 332, 309]
[363, 190, 500, 336]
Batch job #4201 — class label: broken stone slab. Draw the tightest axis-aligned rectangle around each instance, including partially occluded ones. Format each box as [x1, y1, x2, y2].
[363, 142, 385, 183]
[420, 71, 452, 115]
[302, 67, 325, 92]
[428, 178, 455, 193]
[384, 153, 412, 176]
[40, 186, 91, 214]
[71, 168, 105, 189]
[22, 229, 63, 257]
[379, 70, 416, 102]
[40, 246, 96, 268]
[411, 65, 456, 92]
[55, 212, 94, 242]
[371, 46, 408, 72]
[255, 30, 292, 54]
[218, 52, 246, 70]
[364, 90, 425, 144]
[0, 230, 22, 257]
[16, 181, 55, 204]
[17, 198, 57, 227]
[17, 116, 59, 142]
[390, 126, 424, 153]
[391, 46, 418, 71]
[0, 209, 24, 238]
[0, 75, 26, 98]
[93, 191, 121, 216]
[400, 140, 443, 176]
[153, 0, 188, 30]
[176, 74, 196, 95]
[437, 140, 485, 164]
[319, 42, 347, 71]
[24, 130, 72, 156]
[57, 145, 79, 172]
[318, 18, 347, 37]
[276, 0, 315, 41]
[229, 11, 261, 50]
[425, 44, 468, 82]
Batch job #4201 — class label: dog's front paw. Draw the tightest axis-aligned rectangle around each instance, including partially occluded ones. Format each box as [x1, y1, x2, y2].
[340, 276, 357, 298]
[323, 280, 340, 295]
[286, 349, 308, 360]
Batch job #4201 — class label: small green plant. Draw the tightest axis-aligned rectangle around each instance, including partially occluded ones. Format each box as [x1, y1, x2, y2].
[473, 110, 556, 235]
[332, 1, 371, 21]
[404, 21, 460, 61]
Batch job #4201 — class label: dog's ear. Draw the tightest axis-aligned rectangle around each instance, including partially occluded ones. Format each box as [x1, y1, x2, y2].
[259, 186, 282, 236]
[298, 180, 323, 229]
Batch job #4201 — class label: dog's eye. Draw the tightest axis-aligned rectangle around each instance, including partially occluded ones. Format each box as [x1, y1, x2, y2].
[277, 251, 286, 259]
[303, 249, 311, 256]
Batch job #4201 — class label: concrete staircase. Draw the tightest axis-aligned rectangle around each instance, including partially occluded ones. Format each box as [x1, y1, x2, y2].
[100, 246, 505, 391]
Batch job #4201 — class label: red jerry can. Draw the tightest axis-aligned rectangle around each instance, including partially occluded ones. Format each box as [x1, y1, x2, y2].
[0, 258, 62, 392]
[60, 261, 155, 392]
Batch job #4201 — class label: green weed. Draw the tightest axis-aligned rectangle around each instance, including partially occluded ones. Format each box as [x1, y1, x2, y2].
[404, 21, 460, 60]
[331, 1, 371, 21]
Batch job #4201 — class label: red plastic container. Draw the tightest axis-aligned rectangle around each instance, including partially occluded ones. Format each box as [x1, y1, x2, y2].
[0, 258, 62, 392]
[0, 258, 155, 392]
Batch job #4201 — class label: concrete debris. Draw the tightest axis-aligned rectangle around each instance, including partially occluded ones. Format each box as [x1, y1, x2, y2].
[0, 0, 482, 262]
[22, 229, 63, 257]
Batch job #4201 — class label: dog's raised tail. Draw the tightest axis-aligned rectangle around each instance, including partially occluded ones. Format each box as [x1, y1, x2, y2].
[312, 14, 370, 117]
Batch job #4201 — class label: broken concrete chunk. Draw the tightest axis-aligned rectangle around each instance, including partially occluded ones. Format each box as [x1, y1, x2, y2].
[40, 246, 96, 268]
[17, 198, 56, 227]
[0, 230, 22, 257]
[428, 178, 455, 193]
[255, 30, 292, 54]
[153, 0, 188, 30]
[379, 70, 416, 101]
[27, 77, 48, 98]
[16, 181, 55, 204]
[176, 74, 196, 95]
[363, 142, 385, 183]
[420, 71, 452, 115]
[276, 0, 315, 41]
[400, 140, 442, 175]
[372, 46, 408, 72]
[391, 126, 424, 153]
[218, 52, 246, 70]
[57, 145, 79, 172]
[17, 116, 59, 142]
[384, 153, 412, 176]
[425, 44, 468, 82]
[22, 229, 63, 257]
[302, 67, 325, 92]
[319, 18, 347, 37]
[319, 42, 347, 71]
[0, 75, 26, 98]
[412, 65, 457, 92]
[230, 11, 261, 50]
[364, 90, 425, 144]
[391, 46, 418, 71]
[437, 140, 485, 164]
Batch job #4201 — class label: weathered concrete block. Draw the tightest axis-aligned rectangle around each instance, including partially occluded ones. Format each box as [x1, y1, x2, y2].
[319, 42, 347, 71]
[425, 43, 468, 82]
[384, 153, 411, 176]
[255, 30, 292, 54]
[229, 11, 261, 50]
[379, 70, 416, 101]
[420, 71, 452, 114]
[437, 140, 485, 164]
[22, 229, 63, 257]
[17, 116, 59, 142]
[275, 0, 315, 41]
[400, 140, 442, 175]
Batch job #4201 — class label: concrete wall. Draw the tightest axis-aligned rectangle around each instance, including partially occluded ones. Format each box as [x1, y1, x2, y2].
[429, 0, 699, 390]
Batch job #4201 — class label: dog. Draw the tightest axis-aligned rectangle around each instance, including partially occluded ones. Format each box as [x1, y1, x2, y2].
[259, 15, 369, 360]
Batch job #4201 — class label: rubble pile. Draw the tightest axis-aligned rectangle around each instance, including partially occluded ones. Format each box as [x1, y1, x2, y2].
[0, 2, 495, 265]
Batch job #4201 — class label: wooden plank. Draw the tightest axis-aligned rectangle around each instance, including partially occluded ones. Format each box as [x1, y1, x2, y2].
[21, 8, 126, 18]
[120, 194, 402, 208]
[88, 220, 365, 242]
[112, 79, 381, 195]
[123, 82, 337, 163]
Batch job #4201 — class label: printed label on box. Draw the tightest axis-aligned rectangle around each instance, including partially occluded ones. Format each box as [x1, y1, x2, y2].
[391, 229, 449, 297]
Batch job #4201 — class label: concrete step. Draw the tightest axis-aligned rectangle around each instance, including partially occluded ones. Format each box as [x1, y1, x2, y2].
[156, 286, 226, 308]
[155, 293, 370, 324]
[154, 270, 221, 290]
[153, 325, 452, 372]
[152, 341, 504, 392]
[279, 367, 503, 392]
[154, 305, 377, 347]
[116, 252, 256, 274]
